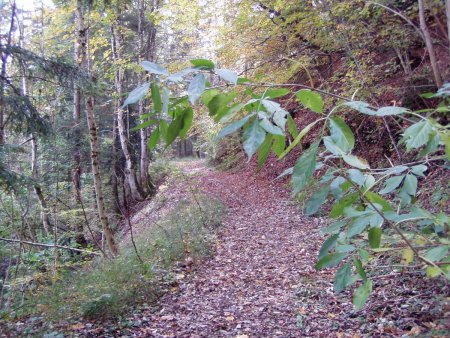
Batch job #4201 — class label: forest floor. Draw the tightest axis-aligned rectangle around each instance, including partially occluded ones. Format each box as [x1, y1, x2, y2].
[76, 159, 446, 338]
[12, 159, 448, 337]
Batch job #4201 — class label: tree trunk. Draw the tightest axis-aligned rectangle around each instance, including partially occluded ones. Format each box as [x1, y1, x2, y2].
[111, 21, 145, 202]
[446, 0, 450, 52]
[418, 0, 443, 88]
[31, 137, 50, 236]
[85, 96, 119, 256]
[111, 111, 121, 216]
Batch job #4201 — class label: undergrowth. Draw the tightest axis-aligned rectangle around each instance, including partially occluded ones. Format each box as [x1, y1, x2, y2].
[16, 194, 225, 324]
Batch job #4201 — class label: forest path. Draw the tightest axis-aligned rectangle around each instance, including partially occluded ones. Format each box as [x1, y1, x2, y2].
[128, 159, 325, 337]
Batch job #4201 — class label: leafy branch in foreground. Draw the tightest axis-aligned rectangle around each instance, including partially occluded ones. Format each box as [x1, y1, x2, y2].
[123, 58, 449, 310]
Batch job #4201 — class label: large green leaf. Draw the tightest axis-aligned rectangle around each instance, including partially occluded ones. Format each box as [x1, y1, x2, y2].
[122, 82, 150, 107]
[375, 106, 409, 116]
[141, 61, 169, 76]
[368, 227, 382, 248]
[260, 118, 285, 136]
[190, 59, 215, 69]
[365, 191, 392, 211]
[166, 116, 183, 146]
[403, 174, 418, 196]
[334, 263, 353, 293]
[296, 89, 323, 113]
[329, 117, 355, 152]
[148, 127, 160, 150]
[179, 108, 193, 140]
[161, 86, 170, 115]
[262, 88, 290, 99]
[347, 169, 365, 186]
[402, 120, 434, 151]
[151, 83, 162, 113]
[258, 134, 273, 169]
[188, 73, 206, 104]
[315, 252, 348, 270]
[292, 140, 319, 195]
[353, 279, 372, 311]
[318, 233, 339, 259]
[243, 120, 266, 160]
[353, 257, 367, 280]
[347, 216, 371, 238]
[215, 69, 238, 84]
[344, 101, 376, 115]
[379, 175, 404, 194]
[201, 89, 220, 105]
[131, 119, 158, 131]
[321, 220, 346, 234]
[273, 135, 286, 157]
[305, 185, 329, 216]
[217, 114, 253, 139]
[165, 68, 196, 83]
[424, 246, 448, 262]
[261, 100, 288, 129]
[207, 92, 236, 118]
[286, 114, 299, 138]
[330, 192, 359, 218]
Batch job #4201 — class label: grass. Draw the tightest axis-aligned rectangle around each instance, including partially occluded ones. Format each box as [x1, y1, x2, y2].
[18, 194, 225, 323]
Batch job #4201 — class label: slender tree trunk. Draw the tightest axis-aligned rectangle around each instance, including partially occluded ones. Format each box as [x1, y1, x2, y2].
[446, 0, 450, 52]
[72, 0, 84, 202]
[111, 21, 145, 201]
[31, 137, 50, 236]
[77, 0, 118, 256]
[111, 111, 121, 215]
[418, 0, 443, 88]
[85, 96, 118, 256]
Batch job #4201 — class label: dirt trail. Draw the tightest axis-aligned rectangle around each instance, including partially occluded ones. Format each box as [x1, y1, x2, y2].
[113, 160, 448, 337]
[125, 160, 324, 337]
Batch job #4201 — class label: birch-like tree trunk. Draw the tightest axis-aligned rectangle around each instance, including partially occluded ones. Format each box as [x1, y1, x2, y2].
[111, 21, 145, 202]
[77, 0, 118, 256]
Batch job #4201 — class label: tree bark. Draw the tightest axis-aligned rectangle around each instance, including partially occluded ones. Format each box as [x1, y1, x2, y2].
[418, 0, 443, 88]
[111, 21, 145, 202]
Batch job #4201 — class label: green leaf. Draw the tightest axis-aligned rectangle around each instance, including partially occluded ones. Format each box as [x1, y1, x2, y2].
[207, 92, 236, 118]
[215, 69, 238, 84]
[365, 191, 392, 211]
[411, 164, 427, 177]
[262, 88, 290, 99]
[179, 108, 193, 139]
[148, 127, 160, 150]
[375, 106, 409, 116]
[161, 86, 170, 115]
[243, 120, 266, 160]
[321, 220, 346, 234]
[286, 114, 299, 138]
[344, 101, 376, 115]
[402, 120, 434, 151]
[258, 134, 273, 169]
[334, 263, 353, 293]
[131, 119, 158, 131]
[296, 89, 323, 113]
[219, 103, 245, 123]
[403, 174, 418, 196]
[347, 216, 371, 238]
[159, 120, 168, 141]
[379, 175, 404, 194]
[151, 83, 162, 113]
[330, 192, 359, 218]
[122, 82, 150, 107]
[260, 118, 285, 136]
[272, 135, 286, 157]
[368, 227, 382, 248]
[329, 117, 355, 152]
[353, 257, 367, 280]
[292, 141, 319, 195]
[216, 114, 253, 139]
[279, 120, 319, 160]
[141, 61, 169, 76]
[318, 233, 339, 259]
[166, 116, 183, 146]
[424, 246, 449, 262]
[315, 252, 348, 270]
[188, 73, 206, 104]
[342, 154, 370, 169]
[426, 266, 442, 278]
[305, 185, 329, 216]
[261, 100, 288, 129]
[347, 169, 365, 186]
[353, 280, 372, 311]
[190, 59, 215, 69]
[165, 68, 196, 83]
[201, 89, 220, 105]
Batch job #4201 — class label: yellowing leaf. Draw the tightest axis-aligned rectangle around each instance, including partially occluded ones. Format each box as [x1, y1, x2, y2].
[402, 248, 414, 265]
[426, 266, 442, 278]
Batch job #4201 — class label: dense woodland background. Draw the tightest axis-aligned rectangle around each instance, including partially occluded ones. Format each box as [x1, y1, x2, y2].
[0, 0, 449, 335]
